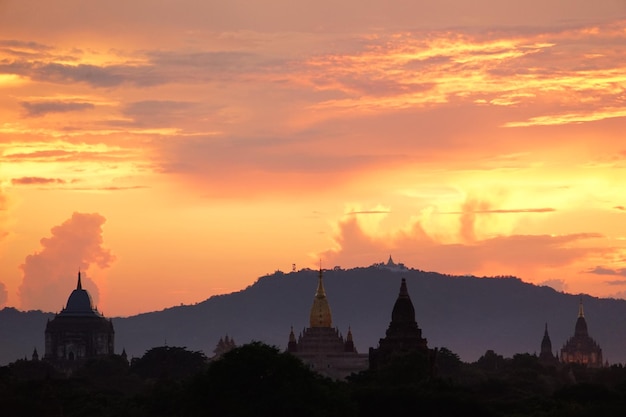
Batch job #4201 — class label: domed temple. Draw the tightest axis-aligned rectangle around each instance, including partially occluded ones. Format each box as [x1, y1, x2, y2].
[369, 278, 429, 370]
[287, 268, 368, 379]
[560, 298, 603, 367]
[44, 272, 114, 369]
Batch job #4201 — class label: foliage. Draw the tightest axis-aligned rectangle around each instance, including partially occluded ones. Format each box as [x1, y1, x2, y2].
[130, 346, 208, 381]
[185, 341, 353, 417]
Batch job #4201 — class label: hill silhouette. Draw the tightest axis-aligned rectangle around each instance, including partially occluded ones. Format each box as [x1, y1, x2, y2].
[2, 266, 626, 365]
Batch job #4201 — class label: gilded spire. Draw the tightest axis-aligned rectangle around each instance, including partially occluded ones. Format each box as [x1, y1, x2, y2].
[578, 297, 584, 318]
[309, 267, 332, 328]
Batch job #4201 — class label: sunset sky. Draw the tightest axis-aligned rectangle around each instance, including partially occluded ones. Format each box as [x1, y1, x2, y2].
[1, 1, 626, 316]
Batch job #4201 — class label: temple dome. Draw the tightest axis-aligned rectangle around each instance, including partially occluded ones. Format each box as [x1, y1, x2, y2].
[61, 272, 99, 316]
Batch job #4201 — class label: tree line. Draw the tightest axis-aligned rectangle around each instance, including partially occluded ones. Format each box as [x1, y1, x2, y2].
[2, 343, 626, 416]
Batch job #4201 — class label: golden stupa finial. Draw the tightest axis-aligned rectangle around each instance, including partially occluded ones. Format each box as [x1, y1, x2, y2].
[309, 263, 332, 328]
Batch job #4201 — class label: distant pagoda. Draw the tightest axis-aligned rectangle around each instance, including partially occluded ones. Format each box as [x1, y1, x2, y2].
[560, 298, 603, 367]
[538, 323, 558, 366]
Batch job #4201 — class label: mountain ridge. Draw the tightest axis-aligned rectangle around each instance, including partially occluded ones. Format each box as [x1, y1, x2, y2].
[2, 266, 626, 366]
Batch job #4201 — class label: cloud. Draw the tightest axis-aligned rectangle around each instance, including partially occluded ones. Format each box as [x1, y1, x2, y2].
[608, 290, 626, 300]
[320, 216, 607, 279]
[614, 206, 626, 211]
[605, 280, 626, 286]
[0, 282, 7, 308]
[585, 266, 626, 277]
[119, 100, 201, 128]
[18, 212, 115, 312]
[21, 100, 95, 117]
[11, 177, 66, 185]
[539, 279, 568, 292]
[0, 60, 165, 88]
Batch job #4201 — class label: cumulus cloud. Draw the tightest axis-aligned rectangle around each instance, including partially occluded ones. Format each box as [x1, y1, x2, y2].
[539, 279, 569, 292]
[0, 190, 8, 242]
[0, 282, 7, 308]
[18, 212, 115, 312]
[608, 290, 626, 300]
[320, 216, 608, 280]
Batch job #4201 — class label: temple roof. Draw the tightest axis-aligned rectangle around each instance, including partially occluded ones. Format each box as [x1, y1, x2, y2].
[309, 268, 332, 328]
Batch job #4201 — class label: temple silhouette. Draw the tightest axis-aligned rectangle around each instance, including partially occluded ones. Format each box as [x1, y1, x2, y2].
[44, 271, 115, 371]
[538, 298, 605, 368]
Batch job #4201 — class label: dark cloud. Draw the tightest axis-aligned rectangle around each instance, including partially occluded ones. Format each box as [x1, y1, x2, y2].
[21, 100, 94, 117]
[605, 280, 626, 286]
[2, 148, 135, 164]
[0, 60, 165, 88]
[18, 212, 115, 312]
[0, 39, 53, 59]
[0, 282, 7, 308]
[119, 100, 200, 128]
[11, 177, 66, 185]
[586, 266, 626, 277]
[0, 39, 51, 50]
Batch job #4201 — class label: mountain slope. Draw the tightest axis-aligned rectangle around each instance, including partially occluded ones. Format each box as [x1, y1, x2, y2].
[2, 267, 626, 365]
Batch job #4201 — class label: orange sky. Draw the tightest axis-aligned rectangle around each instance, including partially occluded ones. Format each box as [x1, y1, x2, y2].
[1, 1, 626, 316]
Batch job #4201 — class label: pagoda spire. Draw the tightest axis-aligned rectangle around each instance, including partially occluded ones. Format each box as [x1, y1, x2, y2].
[578, 297, 584, 318]
[309, 265, 332, 327]
[77, 270, 82, 290]
[315, 266, 326, 297]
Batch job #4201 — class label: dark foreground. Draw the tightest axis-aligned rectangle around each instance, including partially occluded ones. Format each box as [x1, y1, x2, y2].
[2, 343, 626, 417]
